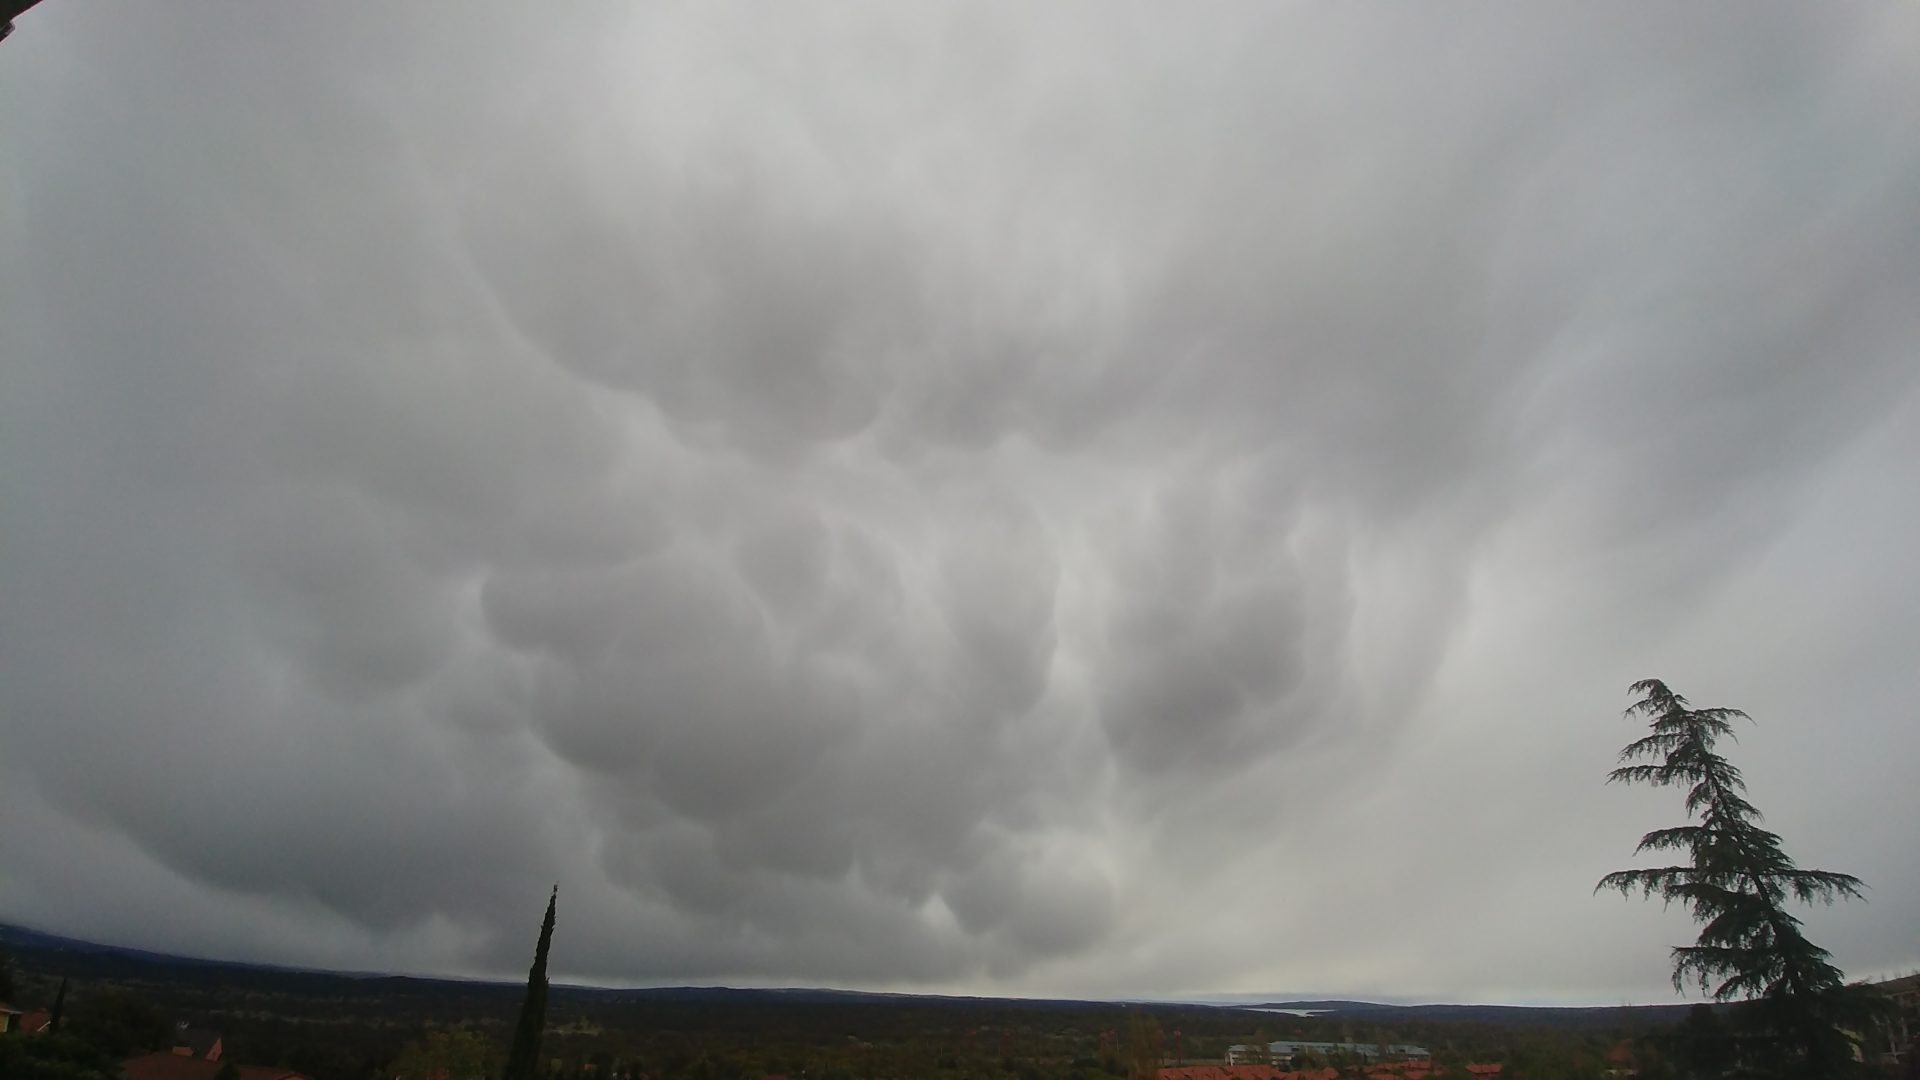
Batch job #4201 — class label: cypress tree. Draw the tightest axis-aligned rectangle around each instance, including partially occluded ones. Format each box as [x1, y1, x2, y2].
[49, 978, 67, 1034]
[1598, 679, 1876, 1075]
[503, 886, 557, 1080]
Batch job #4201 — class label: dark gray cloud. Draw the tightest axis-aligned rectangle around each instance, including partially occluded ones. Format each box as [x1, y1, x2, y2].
[2, 2, 1916, 1001]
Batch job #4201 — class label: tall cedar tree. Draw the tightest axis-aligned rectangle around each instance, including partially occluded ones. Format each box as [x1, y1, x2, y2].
[503, 887, 556, 1080]
[1598, 679, 1875, 1075]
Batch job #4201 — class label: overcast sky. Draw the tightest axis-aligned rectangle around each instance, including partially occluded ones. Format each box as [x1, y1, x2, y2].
[3, 2, 1917, 1007]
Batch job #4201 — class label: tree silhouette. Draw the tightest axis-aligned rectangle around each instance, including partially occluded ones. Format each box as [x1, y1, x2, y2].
[2, 1, 49, 44]
[1668, 1003, 1732, 1077]
[1598, 679, 1877, 1075]
[49, 978, 67, 1035]
[503, 886, 557, 1080]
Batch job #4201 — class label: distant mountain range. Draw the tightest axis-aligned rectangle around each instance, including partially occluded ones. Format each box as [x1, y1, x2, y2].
[0, 920, 1694, 1026]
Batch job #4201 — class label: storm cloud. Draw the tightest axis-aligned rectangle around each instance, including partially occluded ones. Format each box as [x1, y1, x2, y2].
[2, 2, 1917, 1003]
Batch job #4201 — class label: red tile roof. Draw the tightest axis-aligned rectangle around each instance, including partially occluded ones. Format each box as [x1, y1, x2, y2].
[123, 1052, 307, 1080]
[0, 1004, 52, 1034]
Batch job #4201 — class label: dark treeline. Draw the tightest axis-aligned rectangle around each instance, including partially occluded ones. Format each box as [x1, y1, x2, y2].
[4, 936, 1694, 1080]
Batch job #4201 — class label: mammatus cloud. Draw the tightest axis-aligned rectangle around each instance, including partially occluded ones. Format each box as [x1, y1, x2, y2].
[2, 2, 1917, 1001]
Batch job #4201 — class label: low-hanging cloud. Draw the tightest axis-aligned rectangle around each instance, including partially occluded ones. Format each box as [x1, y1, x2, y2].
[2, 1, 1917, 1000]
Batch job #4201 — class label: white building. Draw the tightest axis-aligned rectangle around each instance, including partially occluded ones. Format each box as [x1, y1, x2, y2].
[1224, 1040, 1430, 1065]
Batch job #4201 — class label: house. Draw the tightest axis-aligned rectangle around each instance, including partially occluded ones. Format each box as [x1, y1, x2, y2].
[1225, 1041, 1430, 1066]
[124, 1053, 308, 1080]
[0, 1003, 51, 1034]
[119, 1024, 302, 1080]
[172, 1023, 224, 1061]
[1872, 972, 1920, 1067]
